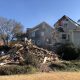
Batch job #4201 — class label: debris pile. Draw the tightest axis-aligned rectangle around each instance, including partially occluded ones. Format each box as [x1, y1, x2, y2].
[0, 39, 59, 65]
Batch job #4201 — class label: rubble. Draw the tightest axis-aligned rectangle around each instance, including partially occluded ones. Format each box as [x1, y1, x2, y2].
[0, 39, 59, 65]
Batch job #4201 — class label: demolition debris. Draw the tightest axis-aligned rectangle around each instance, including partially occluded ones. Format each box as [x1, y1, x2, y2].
[0, 39, 58, 65]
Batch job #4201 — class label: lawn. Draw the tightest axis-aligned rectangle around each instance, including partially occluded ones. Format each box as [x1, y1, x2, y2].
[0, 72, 80, 80]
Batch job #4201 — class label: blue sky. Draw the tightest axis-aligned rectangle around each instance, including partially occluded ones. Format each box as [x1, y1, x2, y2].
[0, 0, 80, 29]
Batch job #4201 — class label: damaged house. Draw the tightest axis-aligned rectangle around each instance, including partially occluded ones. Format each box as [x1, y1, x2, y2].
[26, 22, 54, 49]
[26, 15, 80, 48]
[53, 15, 80, 47]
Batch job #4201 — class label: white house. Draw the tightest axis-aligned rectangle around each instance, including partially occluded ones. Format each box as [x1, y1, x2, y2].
[53, 15, 80, 47]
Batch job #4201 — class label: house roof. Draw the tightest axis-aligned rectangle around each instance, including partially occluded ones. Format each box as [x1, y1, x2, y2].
[28, 21, 54, 32]
[54, 15, 80, 27]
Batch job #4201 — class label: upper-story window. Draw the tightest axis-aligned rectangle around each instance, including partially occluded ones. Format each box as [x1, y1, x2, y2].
[31, 32, 35, 37]
[41, 32, 44, 36]
[64, 23, 67, 27]
[66, 19, 68, 21]
[62, 20, 68, 26]
[57, 27, 64, 32]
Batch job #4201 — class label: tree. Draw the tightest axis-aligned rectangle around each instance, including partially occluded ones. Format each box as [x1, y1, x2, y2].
[0, 17, 23, 45]
[15, 32, 26, 41]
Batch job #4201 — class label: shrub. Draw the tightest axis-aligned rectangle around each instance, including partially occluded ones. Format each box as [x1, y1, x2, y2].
[0, 65, 37, 75]
[0, 45, 11, 52]
[55, 43, 80, 60]
[49, 62, 66, 71]
[76, 48, 80, 59]
[49, 61, 80, 71]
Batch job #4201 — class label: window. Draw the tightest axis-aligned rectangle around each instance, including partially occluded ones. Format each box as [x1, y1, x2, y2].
[37, 40, 41, 45]
[57, 27, 64, 32]
[32, 40, 35, 44]
[46, 38, 49, 42]
[62, 20, 68, 24]
[31, 32, 35, 37]
[46, 38, 51, 44]
[62, 34, 66, 39]
[41, 32, 44, 36]
[66, 19, 68, 21]
[64, 23, 67, 27]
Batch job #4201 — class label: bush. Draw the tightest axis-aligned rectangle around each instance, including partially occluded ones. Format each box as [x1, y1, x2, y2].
[76, 48, 80, 59]
[55, 43, 80, 60]
[0, 65, 37, 75]
[49, 63, 66, 71]
[0, 45, 11, 53]
[49, 61, 80, 71]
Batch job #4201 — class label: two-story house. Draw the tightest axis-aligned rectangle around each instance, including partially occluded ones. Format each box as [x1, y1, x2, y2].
[26, 15, 80, 48]
[53, 15, 80, 47]
[26, 22, 54, 48]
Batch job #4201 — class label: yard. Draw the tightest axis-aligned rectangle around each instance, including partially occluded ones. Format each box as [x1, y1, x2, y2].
[0, 72, 80, 80]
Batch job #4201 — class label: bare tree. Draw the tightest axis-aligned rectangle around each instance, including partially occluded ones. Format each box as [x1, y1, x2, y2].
[0, 17, 23, 45]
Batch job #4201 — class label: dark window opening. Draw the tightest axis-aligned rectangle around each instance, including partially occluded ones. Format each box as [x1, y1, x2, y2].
[62, 34, 66, 39]
[57, 27, 64, 32]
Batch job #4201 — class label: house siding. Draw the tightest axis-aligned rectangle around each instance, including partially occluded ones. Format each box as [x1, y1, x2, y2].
[26, 22, 54, 48]
[53, 15, 80, 45]
[69, 30, 80, 47]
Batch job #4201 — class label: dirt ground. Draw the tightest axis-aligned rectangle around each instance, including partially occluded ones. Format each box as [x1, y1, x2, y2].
[0, 72, 80, 80]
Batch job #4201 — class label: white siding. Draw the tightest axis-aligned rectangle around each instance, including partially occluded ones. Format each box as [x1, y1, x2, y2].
[70, 30, 80, 47]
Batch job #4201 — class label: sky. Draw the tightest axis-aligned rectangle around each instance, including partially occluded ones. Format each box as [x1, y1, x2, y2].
[0, 0, 80, 29]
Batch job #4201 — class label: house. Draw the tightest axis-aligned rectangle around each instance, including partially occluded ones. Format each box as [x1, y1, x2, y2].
[26, 15, 80, 48]
[53, 15, 80, 47]
[26, 22, 54, 48]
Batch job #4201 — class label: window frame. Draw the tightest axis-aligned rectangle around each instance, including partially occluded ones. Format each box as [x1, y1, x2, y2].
[62, 34, 67, 39]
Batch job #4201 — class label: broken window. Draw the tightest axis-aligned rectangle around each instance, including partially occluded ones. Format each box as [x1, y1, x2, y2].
[62, 34, 66, 39]
[57, 27, 64, 32]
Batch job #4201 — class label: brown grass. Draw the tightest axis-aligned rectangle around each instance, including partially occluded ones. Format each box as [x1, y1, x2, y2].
[0, 72, 80, 80]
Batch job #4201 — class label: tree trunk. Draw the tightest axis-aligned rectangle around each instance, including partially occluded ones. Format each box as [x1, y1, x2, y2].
[6, 39, 9, 46]
[1, 38, 6, 46]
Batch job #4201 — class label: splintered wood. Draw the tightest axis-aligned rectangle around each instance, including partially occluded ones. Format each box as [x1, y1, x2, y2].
[0, 39, 58, 64]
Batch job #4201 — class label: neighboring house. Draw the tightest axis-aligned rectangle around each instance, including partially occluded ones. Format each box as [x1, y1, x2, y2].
[26, 22, 54, 48]
[53, 15, 80, 46]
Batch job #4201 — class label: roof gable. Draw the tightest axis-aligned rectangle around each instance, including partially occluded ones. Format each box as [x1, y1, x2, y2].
[54, 15, 80, 27]
[29, 21, 53, 32]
